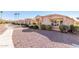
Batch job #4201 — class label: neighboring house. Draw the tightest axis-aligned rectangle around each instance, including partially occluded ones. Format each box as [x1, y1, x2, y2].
[15, 18, 32, 25]
[24, 18, 32, 25]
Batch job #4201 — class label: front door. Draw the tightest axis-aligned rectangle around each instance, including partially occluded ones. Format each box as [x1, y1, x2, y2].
[51, 18, 63, 31]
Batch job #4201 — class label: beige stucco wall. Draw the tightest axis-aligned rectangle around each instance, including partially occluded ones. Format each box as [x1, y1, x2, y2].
[35, 14, 75, 26]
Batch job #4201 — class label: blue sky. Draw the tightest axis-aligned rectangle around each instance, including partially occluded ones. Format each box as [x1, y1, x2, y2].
[0, 11, 79, 20]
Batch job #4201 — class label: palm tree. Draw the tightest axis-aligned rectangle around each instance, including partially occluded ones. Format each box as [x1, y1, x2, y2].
[14, 12, 22, 26]
[14, 12, 20, 19]
[35, 15, 41, 29]
[0, 11, 3, 19]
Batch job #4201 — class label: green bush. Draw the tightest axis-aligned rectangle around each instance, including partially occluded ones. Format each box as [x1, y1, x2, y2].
[29, 26, 33, 28]
[12, 22, 20, 25]
[70, 25, 76, 32]
[16, 23, 20, 25]
[59, 25, 70, 33]
[40, 25, 46, 30]
[40, 24, 52, 31]
[33, 25, 39, 29]
[25, 24, 29, 27]
[74, 26, 79, 31]
[69, 25, 79, 33]
[21, 23, 24, 25]
[59, 25, 79, 33]
[29, 25, 39, 29]
[21, 23, 29, 27]
[11, 22, 15, 24]
[46, 25, 52, 31]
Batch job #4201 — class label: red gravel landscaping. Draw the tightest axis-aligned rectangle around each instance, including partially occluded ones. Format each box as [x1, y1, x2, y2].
[12, 27, 79, 48]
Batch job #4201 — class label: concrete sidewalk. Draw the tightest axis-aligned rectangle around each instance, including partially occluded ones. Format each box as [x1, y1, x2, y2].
[0, 24, 14, 48]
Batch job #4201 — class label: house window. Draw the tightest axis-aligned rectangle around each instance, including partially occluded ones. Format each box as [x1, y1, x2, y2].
[60, 21, 63, 25]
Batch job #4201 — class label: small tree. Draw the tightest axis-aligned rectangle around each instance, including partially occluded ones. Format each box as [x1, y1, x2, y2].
[0, 11, 3, 19]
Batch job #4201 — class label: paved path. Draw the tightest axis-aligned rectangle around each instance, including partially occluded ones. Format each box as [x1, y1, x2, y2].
[0, 24, 14, 48]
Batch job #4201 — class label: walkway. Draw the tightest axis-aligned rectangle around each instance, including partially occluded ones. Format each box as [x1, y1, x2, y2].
[0, 24, 14, 48]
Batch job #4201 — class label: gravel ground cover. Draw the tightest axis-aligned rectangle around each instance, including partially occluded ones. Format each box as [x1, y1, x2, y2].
[12, 28, 76, 48]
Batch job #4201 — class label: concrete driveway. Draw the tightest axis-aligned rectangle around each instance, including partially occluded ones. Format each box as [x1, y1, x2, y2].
[0, 24, 14, 48]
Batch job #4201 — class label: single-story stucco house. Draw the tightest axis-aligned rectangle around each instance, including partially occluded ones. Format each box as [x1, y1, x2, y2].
[31, 14, 79, 30]
[14, 14, 79, 30]
[35, 14, 76, 25]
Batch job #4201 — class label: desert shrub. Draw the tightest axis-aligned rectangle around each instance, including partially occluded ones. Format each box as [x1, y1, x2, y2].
[21, 23, 24, 25]
[20, 23, 29, 27]
[69, 25, 76, 32]
[11, 22, 16, 25]
[29, 25, 39, 29]
[46, 25, 52, 31]
[16, 23, 20, 25]
[12, 22, 15, 24]
[0, 22, 3, 24]
[59, 25, 70, 33]
[32, 23, 36, 25]
[29, 26, 33, 28]
[24, 24, 29, 27]
[40, 24, 52, 31]
[74, 26, 79, 31]
[12, 22, 20, 25]
[69, 25, 79, 33]
[33, 25, 39, 29]
[40, 24, 46, 30]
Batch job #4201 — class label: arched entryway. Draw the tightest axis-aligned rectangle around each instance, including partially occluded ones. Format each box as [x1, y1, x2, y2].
[50, 18, 63, 31]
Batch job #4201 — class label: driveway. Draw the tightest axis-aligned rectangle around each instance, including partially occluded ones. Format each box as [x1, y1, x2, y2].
[12, 27, 79, 48]
[0, 24, 6, 34]
[0, 24, 14, 48]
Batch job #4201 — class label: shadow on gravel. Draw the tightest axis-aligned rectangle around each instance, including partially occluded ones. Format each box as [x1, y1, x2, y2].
[22, 29, 32, 32]
[22, 28, 79, 46]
